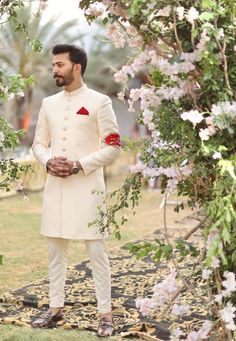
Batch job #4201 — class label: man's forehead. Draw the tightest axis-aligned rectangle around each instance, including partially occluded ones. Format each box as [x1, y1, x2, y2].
[52, 53, 70, 63]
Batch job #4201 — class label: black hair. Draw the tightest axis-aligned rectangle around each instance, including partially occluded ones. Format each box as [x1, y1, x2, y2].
[52, 44, 88, 76]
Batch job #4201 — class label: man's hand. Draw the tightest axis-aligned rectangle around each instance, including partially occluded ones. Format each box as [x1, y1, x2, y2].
[46, 157, 82, 177]
[46, 157, 70, 177]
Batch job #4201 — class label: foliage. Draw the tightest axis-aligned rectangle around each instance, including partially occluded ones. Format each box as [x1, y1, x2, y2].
[80, 0, 236, 339]
[0, 2, 81, 132]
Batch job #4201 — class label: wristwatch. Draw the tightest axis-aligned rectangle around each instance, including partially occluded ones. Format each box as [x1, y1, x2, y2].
[71, 161, 79, 174]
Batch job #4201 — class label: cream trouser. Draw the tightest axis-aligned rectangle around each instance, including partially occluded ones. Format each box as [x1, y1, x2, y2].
[47, 237, 111, 314]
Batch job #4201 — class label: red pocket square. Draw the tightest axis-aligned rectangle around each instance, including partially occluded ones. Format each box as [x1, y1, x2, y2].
[76, 107, 89, 115]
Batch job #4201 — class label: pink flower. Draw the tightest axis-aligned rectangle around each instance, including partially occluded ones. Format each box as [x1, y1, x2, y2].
[156, 5, 171, 17]
[114, 70, 128, 84]
[222, 272, 236, 295]
[210, 256, 220, 268]
[185, 331, 199, 341]
[202, 268, 212, 280]
[117, 92, 125, 102]
[85, 2, 107, 17]
[129, 163, 145, 174]
[220, 303, 236, 330]
[198, 320, 213, 339]
[135, 297, 156, 316]
[171, 304, 191, 317]
[106, 23, 125, 48]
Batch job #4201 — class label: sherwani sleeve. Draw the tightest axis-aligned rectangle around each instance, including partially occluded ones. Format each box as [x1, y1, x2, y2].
[32, 99, 51, 170]
[79, 96, 121, 175]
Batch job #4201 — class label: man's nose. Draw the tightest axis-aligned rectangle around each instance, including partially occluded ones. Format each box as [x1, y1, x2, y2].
[52, 65, 58, 73]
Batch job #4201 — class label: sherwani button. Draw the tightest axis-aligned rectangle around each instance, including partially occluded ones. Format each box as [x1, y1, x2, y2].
[64, 117, 69, 121]
[63, 127, 67, 131]
[62, 148, 66, 152]
[62, 137, 67, 141]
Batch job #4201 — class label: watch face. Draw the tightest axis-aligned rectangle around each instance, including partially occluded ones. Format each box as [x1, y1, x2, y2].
[72, 167, 79, 174]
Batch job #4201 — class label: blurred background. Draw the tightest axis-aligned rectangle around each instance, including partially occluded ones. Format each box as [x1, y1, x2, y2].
[0, 0, 150, 195]
[0, 0, 145, 149]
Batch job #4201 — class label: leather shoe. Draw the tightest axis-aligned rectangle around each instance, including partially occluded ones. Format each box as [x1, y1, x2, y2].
[31, 309, 63, 328]
[97, 317, 115, 337]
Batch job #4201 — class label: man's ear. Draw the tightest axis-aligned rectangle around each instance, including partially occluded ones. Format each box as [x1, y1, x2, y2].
[75, 64, 81, 73]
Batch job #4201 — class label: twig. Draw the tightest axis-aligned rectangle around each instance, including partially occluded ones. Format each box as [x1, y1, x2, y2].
[173, 10, 182, 52]
[163, 193, 200, 297]
[160, 284, 185, 318]
[183, 218, 206, 240]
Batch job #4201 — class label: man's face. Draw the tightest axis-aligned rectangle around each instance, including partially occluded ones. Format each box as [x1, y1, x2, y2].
[52, 53, 75, 87]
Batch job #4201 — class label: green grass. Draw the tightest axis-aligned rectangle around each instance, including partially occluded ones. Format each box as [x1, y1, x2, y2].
[0, 324, 139, 341]
[0, 176, 192, 340]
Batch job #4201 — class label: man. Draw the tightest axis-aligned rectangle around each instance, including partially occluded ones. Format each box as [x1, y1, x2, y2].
[31, 44, 121, 337]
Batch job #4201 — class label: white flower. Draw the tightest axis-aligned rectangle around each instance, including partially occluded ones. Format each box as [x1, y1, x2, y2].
[0, 131, 5, 143]
[202, 268, 212, 280]
[211, 101, 236, 118]
[220, 303, 236, 330]
[210, 256, 220, 268]
[142, 167, 159, 177]
[147, 2, 156, 10]
[142, 110, 154, 125]
[176, 6, 185, 20]
[157, 5, 171, 17]
[185, 331, 199, 341]
[129, 163, 145, 174]
[212, 152, 222, 160]
[198, 320, 213, 339]
[215, 293, 223, 303]
[180, 110, 204, 127]
[113, 70, 128, 84]
[7, 93, 15, 101]
[17, 91, 25, 97]
[85, 2, 107, 17]
[199, 128, 210, 141]
[106, 23, 125, 48]
[222, 272, 236, 295]
[117, 92, 125, 102]
[186, 7, 199, 24]
[121, 65, 135, 77]
[148, 122, 155, 131]
[135, 297, 157, 316]
[15, 180, 23, 192]
[234, 45, 236, 52]
[171, 304, 191, 317]
[215, 28, 224, 39]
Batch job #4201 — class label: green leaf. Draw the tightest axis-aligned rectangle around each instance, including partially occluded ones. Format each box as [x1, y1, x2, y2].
[199, 12, 215, 21]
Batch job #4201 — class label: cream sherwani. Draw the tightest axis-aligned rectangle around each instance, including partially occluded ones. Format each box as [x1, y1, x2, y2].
[32, 84, 121, 240]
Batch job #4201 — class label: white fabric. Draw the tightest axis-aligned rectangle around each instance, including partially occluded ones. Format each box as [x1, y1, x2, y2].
[48, 237, 111, 314]
[32, 85, 121, 239]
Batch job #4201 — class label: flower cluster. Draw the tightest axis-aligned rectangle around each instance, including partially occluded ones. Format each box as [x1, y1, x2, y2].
[85, 1, 107, 17]
[170, 320, 212, 341]
[81, 0, 236, 339]
[136, 268, 180, 316]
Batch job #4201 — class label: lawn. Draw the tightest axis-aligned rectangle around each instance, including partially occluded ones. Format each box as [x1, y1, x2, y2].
[0, 175, 194, 341]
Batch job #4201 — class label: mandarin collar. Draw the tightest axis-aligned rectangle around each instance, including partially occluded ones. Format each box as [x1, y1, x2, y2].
[63, 84, 88, 97]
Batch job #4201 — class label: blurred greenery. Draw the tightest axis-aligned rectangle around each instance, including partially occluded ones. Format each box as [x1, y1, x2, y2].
[0, 3, 82, 130]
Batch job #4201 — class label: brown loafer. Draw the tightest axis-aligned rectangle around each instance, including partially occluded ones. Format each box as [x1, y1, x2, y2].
[97, 317, 115, 337]
[31, 309, 63, 328]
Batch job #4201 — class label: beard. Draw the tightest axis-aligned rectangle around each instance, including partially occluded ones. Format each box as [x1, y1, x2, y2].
[54, 69, 74, 87]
